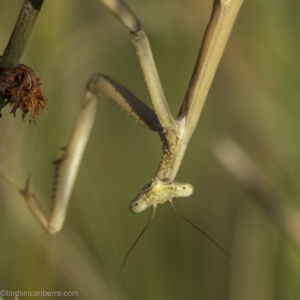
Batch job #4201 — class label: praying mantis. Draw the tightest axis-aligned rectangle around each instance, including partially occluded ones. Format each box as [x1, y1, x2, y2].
[0, 0, 243, 263]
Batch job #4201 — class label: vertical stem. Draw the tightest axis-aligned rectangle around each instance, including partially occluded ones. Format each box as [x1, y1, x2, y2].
[0, 0, 44, 67]
[0, 0, 44, 112]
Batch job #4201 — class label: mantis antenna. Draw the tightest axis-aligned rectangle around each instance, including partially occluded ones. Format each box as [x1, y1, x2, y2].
[121, 207, 156, 269]
[169, 202, 231, 257]
[122, 200, 231, 268]
[0, 0, 243, 260]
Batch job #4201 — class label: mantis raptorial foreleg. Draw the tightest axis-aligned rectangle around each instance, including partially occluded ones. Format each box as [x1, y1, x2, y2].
[1, 0, 243, 261]
[98, 0, 179, 133]
[0, 73, 161, 235]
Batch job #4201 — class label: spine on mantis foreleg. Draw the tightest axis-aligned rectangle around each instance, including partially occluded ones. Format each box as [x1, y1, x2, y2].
[88, 74, 162, 131]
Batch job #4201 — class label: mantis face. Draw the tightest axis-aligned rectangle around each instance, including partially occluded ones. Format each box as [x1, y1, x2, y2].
[129, 180, 194, 213]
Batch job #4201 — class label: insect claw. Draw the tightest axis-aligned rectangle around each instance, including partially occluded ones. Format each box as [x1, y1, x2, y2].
[25, 174, 31, 186]
[52, 158, 63, 165]
[21, 174, 31, 196]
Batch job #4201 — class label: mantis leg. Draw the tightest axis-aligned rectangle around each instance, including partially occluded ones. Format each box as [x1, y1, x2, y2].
[169, 0, 244, 180]
[177, 0, 244, 141]
[98, 0, 179, 133]
[0, 74, 160, 235]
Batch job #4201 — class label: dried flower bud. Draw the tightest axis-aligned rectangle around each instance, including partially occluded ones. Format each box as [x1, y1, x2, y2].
[0, 64, 47, 124]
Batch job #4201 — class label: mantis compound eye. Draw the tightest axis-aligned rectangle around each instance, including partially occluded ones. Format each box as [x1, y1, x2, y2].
[174, 182, 194, 198]
[129, 195, 150, 213]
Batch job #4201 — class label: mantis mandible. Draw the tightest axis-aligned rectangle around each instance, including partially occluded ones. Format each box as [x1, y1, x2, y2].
[0, 0, 243, 264]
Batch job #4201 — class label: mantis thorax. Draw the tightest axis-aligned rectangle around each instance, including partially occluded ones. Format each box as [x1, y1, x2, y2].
[155, 129, 178, 179]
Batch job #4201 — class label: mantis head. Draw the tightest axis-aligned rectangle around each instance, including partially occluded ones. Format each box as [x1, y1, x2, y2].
[129, 180, 194, 213]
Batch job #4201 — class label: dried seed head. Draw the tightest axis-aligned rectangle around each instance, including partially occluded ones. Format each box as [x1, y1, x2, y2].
[0, 64, 47, 124]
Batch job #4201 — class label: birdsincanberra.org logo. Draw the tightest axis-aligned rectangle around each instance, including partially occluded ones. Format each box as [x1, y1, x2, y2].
[0, 290, 79, 298]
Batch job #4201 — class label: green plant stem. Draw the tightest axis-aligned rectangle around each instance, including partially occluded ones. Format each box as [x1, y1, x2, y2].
[0, 0, 44, 67]
[0, 0, 44, 111]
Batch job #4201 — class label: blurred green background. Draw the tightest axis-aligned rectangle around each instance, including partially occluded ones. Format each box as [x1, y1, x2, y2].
[1, 0, 300, 299]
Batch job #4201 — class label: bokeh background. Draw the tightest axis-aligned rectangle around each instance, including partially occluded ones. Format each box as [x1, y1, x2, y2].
[1, 0, 300, 299]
